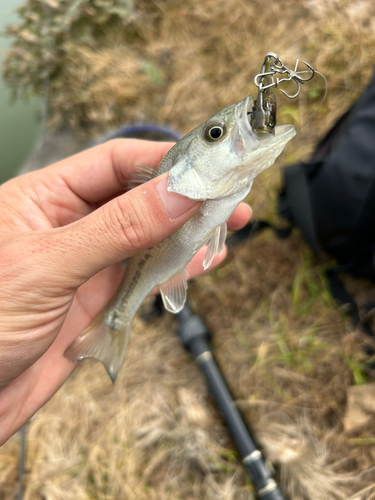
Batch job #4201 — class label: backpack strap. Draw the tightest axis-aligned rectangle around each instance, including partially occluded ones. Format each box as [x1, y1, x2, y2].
[326, 270, 375, 356]
[225, 220, 292, 250]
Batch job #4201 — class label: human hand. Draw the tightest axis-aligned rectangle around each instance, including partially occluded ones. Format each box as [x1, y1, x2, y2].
[0, 139, 251, 444]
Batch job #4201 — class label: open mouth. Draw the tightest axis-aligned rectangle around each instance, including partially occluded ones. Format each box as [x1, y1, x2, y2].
[232, 95, 297, 181]
[233, 94, 296, 157]
[231, 95, 259, 157]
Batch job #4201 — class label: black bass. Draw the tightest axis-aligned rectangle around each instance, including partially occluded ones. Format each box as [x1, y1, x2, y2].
[65, 95, 296, 381]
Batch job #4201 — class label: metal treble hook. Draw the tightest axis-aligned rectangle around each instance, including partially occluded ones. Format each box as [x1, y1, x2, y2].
[274, 59, 315, 98]
[254, 53, 315, 99]
[250, 52, 316, 136]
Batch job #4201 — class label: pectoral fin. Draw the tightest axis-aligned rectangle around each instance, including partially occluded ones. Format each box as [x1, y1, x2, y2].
[64, 311, 132, 383]
[159, 270, 188, 313]
[203, 223, 227, 270]
[126, 164, 154, 190]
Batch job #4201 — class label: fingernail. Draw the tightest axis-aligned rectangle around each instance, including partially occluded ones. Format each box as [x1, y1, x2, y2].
[244, 203, 252, 218]
[155, 175, 200, 220]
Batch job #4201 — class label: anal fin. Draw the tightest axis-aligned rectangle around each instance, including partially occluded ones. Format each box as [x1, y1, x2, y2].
[64, 311, 132, 383]
[159, 270, 187, 313]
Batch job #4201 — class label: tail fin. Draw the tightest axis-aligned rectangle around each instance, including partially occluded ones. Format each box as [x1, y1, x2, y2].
[64, 311, 132, 383]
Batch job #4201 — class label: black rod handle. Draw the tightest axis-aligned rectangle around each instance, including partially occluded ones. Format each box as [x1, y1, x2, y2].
[176, 304, 288, 500]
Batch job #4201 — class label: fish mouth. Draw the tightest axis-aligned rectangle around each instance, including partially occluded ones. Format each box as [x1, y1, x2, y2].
[232, 94, 296, 172]
[230, 94, 296, 186]
[231, 95, 259, 157]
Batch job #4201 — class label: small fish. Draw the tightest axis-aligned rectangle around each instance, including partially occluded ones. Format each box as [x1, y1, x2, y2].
[65, 94, 296, 381]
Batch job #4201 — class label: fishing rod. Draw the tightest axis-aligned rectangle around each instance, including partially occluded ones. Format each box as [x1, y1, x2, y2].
[175, 302, 287, 500]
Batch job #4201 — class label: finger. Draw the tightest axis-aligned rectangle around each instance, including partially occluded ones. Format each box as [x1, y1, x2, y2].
[34, 139, 174, 204]
[227, 203, 252, 231]
[30, 173, 201, 286]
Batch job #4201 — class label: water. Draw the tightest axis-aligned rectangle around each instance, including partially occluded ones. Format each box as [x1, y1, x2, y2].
[0, 0, 41, 184]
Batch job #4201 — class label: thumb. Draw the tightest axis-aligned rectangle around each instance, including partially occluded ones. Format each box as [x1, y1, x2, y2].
[42, 173, 201, 286]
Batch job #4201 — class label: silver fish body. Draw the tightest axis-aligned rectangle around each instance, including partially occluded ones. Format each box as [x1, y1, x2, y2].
[65, 95, 296, 381]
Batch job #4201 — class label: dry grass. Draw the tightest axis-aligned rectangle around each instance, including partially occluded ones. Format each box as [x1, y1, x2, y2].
[1, 0, 375, 498]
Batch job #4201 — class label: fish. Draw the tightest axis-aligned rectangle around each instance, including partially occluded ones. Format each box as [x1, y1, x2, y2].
[64, 94, 296, 381]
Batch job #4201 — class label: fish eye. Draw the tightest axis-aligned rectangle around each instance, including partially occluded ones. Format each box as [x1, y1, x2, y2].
[204, 122, 226, 143]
